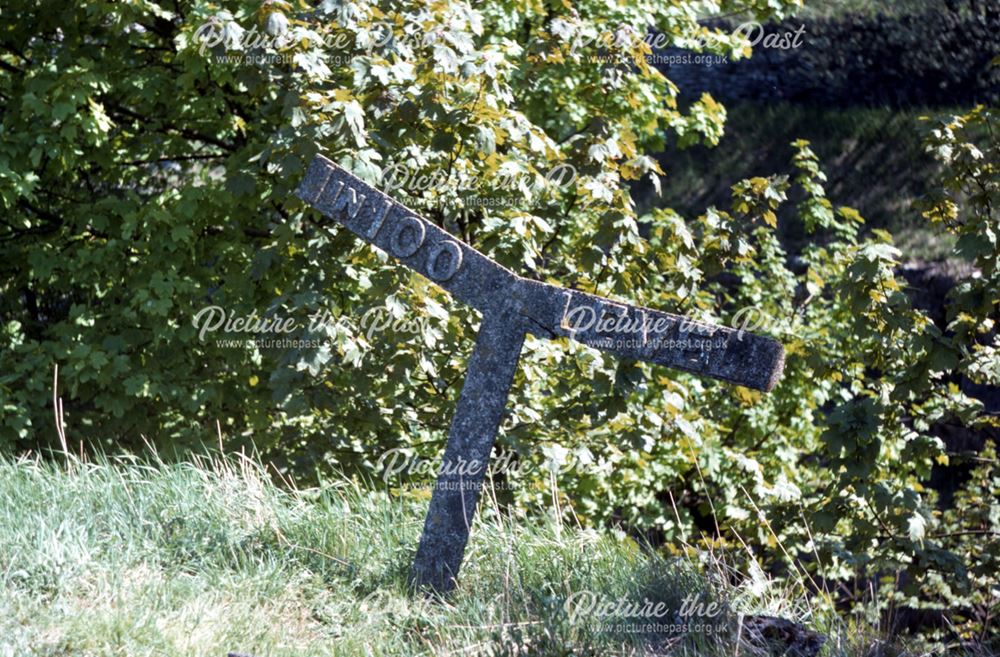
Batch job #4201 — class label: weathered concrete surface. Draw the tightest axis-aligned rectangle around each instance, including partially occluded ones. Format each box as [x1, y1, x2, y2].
[296, 155, 786, 592]
[298, 155, 517, 314]
[512, 279, 784, 392]
[408, 310, 527, 592]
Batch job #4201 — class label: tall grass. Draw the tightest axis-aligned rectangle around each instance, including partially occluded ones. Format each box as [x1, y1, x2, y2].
[0, 452, 879, 656]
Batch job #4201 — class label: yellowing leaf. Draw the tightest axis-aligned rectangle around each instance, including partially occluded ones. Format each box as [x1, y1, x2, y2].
[735, 387, 762, 406]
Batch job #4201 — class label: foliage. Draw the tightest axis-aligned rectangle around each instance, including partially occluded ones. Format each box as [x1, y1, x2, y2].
[909, 105, 1000, 649]
[0, 0, 797, 451]
[516, 128, 997, 648]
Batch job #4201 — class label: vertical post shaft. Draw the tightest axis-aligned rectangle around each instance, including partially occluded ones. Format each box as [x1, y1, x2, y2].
[410, 311, 526, 592]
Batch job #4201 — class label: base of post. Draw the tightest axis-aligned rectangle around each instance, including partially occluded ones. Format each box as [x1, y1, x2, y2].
[409, 311, 527, 594]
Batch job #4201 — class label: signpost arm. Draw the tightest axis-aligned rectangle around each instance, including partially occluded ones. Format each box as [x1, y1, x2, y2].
[513, 280, 785, 392]
[410, 309, 527, 592]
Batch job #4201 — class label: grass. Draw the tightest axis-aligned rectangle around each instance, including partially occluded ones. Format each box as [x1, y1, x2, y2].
[0, 452, 889, 657]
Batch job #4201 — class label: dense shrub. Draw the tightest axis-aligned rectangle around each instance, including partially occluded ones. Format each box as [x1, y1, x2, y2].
[662, 3, 1000, 108]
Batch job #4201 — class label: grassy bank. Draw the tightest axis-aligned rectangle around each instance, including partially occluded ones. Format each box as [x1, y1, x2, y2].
[0, 453, 887, 657]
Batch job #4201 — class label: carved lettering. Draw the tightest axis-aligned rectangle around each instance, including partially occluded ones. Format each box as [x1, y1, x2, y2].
[390, 213, 426, 257]
[427, 240, 463, 281]
[366, 198, 392, 239]
[329, 181, 366, 219]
